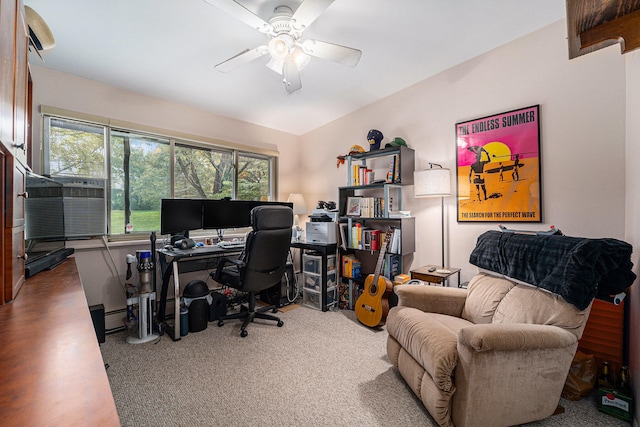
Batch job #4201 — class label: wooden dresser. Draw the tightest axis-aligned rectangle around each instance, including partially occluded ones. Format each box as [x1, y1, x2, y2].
[0, 258, 120, 426]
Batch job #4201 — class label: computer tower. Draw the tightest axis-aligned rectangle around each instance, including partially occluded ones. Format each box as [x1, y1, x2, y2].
[260, 263, 295, 308]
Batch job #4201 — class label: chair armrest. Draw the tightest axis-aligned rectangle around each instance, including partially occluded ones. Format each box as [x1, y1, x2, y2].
[214, 257, 245, 281]
[394, 284, 467, 317]
[458, 323, 577, 352]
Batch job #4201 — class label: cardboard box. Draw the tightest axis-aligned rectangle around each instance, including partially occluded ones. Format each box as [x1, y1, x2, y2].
[597, 388, 633, 422]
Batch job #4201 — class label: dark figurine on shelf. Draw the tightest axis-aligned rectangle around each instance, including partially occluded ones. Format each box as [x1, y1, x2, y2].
[367, 129, 383, 151]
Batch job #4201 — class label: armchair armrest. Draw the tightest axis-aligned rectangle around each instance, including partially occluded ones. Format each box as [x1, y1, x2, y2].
[458, 323, 577, 352]
[394, 284, 467, 317]
[453, 323, 579, 427]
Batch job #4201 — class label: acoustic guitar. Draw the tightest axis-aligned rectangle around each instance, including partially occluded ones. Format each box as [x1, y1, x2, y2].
[355, 229, 394, 327]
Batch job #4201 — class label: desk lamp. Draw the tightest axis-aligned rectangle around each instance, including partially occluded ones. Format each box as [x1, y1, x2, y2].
[414, 164, 451, 268]
[287, 193, 307, 240]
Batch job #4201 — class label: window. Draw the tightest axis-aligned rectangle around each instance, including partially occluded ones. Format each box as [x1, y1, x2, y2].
[42, 115, 277, 237]
[44, 118, 106, 178]
[238, 152, 271, 201]
[110, 130, 171, 234]
[174, 143, 233, 199]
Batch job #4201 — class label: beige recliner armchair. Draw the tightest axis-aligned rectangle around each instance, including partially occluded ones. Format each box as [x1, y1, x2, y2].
[386, 273, 592, 427]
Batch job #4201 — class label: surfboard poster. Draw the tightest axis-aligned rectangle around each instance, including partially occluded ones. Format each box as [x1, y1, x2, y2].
[455, 105, 541, 222]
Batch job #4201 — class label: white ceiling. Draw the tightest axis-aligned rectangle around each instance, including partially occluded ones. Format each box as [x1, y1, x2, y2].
[24, 0, 566, 136]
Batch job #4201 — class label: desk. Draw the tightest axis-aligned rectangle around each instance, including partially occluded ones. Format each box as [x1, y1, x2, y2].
[290, 240, 337, 311]
[410, 265, 461, 287]
[157, 245, 244, 341]
[0, 258, 120, 426]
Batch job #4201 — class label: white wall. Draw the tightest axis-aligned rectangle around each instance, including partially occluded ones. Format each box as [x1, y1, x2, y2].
[625, 49, 640, 425]
[301, 20, 627, 284]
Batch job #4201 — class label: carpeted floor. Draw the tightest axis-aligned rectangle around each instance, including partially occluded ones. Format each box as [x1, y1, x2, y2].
[101, 305, 629, 427]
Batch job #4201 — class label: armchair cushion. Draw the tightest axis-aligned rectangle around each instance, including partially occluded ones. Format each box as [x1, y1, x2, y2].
[461, 273, 514, 324]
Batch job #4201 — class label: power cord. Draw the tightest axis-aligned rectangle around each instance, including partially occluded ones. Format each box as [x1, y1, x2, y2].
[101, 235, 128, 297]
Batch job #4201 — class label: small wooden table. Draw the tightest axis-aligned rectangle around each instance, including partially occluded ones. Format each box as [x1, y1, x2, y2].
[410, 265, 461, 287]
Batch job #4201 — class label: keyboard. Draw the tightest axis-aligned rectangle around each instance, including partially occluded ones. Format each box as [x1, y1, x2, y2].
[216, 241, 245, 249]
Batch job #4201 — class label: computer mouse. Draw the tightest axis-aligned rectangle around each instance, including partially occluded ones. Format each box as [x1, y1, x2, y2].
[195, 242, 204, 247]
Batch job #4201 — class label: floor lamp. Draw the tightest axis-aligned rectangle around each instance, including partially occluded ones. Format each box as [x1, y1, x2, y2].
[414, 164, 451, 268]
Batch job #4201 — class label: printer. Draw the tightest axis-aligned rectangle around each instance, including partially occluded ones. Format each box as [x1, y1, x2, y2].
[306, 207, 338, 244]
[306, 221, 337, 244]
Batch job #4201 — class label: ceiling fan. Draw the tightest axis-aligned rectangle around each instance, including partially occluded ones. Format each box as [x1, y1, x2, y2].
[203, 0, 362, 94]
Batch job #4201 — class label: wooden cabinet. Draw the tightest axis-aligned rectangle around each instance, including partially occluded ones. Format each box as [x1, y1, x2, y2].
[0, 0, 17, 146]
[1, 0, 29, 303]
[4, 157, 25, 300]
[13, 6, 29, 164]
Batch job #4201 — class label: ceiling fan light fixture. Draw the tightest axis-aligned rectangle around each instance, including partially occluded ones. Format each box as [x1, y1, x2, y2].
[291, 47, 310, 71]
[268, 34, 294, 60]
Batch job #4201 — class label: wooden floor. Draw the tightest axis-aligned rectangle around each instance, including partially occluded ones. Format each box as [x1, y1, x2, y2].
[0, 258, 120, 426]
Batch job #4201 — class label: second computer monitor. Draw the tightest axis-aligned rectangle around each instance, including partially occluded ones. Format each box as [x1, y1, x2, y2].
[202, 199, 292, 230]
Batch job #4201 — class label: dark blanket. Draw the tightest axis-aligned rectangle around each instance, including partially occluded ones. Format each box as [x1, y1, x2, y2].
[469, 231, 636, 310]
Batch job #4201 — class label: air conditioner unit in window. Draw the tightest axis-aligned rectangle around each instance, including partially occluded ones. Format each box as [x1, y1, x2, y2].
[52, 176, 107, 238]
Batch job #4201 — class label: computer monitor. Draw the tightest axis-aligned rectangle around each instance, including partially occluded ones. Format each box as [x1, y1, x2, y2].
[160, 199, 203, 236]
[202, 199, 292, 230]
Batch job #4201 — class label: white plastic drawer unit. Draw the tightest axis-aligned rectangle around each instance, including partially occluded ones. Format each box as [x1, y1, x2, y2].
[303, 254, 336, 274]
[303, 271, 336, 292]
[303, 285, 338, 310]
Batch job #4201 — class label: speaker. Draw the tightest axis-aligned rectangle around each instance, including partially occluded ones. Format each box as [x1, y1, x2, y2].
[89, 304, 105, 343]
[260, 263, 294, 308]
[175, 238, 196, 249]
[209, 291, 228, 321]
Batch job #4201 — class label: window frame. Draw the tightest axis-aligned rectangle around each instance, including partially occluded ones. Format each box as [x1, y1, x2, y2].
[40, 107, 279, 240]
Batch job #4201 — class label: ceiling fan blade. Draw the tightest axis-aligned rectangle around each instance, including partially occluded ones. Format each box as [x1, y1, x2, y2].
[215, 46, 268, 73]
[202, 0, 273, 34]
[283, 56, 302, 94]
[300, 39, 362, 67]
[291, 0, 335, 31]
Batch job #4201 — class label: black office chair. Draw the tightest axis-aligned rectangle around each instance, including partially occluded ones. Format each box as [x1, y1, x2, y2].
[211, 205, 293, 337]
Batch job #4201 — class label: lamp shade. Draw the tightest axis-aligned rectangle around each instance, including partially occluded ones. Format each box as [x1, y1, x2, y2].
[414, 168, 451, 198]
[287, 193, 308, 215]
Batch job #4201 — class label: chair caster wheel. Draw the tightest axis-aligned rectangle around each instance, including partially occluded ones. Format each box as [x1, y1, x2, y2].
[272, 307, 278, 313]
[240, 330, 248, 337]
[218, 320, 224, 327]
[277, 320, 284, 327]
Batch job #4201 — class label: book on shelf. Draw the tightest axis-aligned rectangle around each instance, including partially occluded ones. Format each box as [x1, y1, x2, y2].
[386, 154, 399, 183]
[357, 197, 385, 218]
[383, 253, 401, 280]
[389, 227, 401, 254]
[338, 223, 348, 250]
[350, 164, 374, 186]
[388, 210, 410, 218]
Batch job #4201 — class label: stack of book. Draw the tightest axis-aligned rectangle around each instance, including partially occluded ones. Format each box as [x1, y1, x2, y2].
[350, 165, 373, 186]
[341, 254, 361, 279]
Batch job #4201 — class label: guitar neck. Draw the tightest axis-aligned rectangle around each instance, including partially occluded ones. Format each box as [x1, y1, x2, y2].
[372, 230, 393, 284]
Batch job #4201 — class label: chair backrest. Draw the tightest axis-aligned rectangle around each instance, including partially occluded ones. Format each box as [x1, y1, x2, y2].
[461, 273, 592, 339]
[238, 205, 293, 293]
